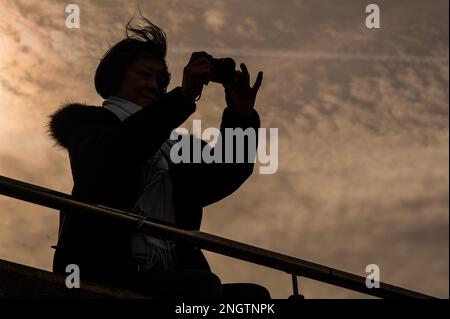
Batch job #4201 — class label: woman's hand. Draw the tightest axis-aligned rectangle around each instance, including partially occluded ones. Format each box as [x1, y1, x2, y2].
[181, 51, 214, 101]
[223, 63, 263, 118]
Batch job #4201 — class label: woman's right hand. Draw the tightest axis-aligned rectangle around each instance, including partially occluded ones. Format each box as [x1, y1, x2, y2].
[181, 52, 214, 101]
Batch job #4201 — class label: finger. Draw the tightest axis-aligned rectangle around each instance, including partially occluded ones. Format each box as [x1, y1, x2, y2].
[235, 70, 246, 87]
[189, 57, 213, 67]
[187, 64, 214, 73]
[240, 63, 250, 86]
[189, 51, 212, 63]
[252, 71, 263, 93]
[188, 66, 214, 78]
[189, 67, 214, 85]
[186, 65, 214, 79]
[222, 83, 234, 95]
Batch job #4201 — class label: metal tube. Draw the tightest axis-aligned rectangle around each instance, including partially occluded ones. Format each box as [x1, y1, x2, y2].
[292, 274, 299, 296]
[0, 175, 436, 299]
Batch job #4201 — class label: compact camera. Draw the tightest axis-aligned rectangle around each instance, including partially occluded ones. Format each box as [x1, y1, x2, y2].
[208, 57, 236, 85]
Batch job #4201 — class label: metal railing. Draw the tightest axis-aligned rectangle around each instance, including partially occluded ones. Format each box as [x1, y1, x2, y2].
[0, 174, 437, 299]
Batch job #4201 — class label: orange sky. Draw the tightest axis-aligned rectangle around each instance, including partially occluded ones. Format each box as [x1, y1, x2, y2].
[0, 0, 448, 298]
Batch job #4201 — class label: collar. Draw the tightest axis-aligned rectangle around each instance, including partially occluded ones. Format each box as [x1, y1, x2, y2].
[103, 96, 142, 122]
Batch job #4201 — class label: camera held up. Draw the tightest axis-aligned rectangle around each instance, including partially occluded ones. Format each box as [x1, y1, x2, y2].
[209, 57, 236, 85]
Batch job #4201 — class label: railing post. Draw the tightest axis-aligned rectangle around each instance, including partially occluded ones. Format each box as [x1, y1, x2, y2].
[288, 274, 305, 299]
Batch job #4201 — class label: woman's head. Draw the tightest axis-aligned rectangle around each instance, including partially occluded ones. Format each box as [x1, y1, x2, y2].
[95, 16, 171, 106]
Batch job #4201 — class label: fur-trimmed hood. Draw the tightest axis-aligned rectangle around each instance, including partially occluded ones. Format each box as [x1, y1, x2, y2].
[48, 103, 112, 149]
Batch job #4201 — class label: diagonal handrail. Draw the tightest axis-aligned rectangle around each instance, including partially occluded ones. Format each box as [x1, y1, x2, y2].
[0, 175, 437, 299]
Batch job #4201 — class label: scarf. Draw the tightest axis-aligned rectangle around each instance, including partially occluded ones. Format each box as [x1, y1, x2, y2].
[104, 96, 177, 270]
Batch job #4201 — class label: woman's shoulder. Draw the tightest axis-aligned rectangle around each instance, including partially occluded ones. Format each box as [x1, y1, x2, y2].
[48, 103, 118, 148]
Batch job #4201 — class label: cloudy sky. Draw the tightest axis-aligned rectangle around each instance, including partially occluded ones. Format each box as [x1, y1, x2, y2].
[0, 0, 448, 298]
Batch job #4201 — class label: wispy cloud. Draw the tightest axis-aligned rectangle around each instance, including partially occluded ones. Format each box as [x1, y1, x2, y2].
[0, 0, 448, 298]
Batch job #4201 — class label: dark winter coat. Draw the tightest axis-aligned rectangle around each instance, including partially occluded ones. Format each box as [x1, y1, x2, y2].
[48, 87, 260, 285]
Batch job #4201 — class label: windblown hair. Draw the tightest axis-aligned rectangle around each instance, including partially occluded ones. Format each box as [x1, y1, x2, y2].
[95, 16, 171, 99]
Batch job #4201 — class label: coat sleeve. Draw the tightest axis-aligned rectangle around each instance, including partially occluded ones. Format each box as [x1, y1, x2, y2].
[170, 107, 261, 208]
[68, 87, 196, 170]
[56, 88, 197, 208]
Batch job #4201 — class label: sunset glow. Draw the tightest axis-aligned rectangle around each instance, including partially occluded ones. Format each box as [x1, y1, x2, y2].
[0, 0, 448, 299]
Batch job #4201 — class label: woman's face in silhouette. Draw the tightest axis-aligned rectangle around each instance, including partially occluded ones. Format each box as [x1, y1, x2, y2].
[114, 54, 167, 107]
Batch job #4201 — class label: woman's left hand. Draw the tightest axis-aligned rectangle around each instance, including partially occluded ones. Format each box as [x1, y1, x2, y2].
[223, 63, 263, 118]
